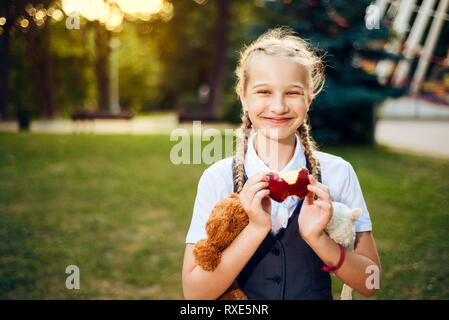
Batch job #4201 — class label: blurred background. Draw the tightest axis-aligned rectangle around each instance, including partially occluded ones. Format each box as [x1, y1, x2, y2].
[0, 0, 448, 299]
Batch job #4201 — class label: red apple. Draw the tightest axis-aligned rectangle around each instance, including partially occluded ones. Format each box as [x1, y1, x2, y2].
[267, 167, 310, 202]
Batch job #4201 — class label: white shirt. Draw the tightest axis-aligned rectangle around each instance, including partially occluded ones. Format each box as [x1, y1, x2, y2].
[185, 132, 372, 244]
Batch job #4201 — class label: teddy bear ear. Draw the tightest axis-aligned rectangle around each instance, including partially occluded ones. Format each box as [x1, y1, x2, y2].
[351, 208, 362, 221]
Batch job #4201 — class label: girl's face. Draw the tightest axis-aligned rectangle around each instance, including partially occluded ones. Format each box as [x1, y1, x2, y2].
[240, 53, 312, 142]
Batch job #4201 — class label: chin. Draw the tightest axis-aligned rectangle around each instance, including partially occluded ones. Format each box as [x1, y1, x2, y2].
[258, 127, 296, 142]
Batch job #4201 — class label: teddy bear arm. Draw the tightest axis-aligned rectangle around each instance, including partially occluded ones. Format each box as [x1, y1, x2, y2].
[205, 193, 249, 248]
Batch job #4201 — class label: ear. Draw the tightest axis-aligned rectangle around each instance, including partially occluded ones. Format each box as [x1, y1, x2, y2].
[351, 208, 362, 221]
[238, 87, 248, 113]
[306, 89, 313, 109]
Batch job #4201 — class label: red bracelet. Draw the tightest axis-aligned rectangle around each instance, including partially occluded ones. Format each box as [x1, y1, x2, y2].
[321, 243, 345, 272]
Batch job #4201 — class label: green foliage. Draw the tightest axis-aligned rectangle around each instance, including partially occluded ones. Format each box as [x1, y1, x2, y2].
[221, 0, 263, 122]
[223, 0, 406, 145]
[117, 21, 164, 112]
[50, 19, 94, 116]
[4, 0, 408, 135]
[150, 1, 217, 111]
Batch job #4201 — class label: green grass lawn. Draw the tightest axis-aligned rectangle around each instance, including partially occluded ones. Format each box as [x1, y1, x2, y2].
[0, 132, 448, 299]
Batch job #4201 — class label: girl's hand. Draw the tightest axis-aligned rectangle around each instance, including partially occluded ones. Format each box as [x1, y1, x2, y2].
[298, 174, 333, 243]
[238, 171, 272, 230]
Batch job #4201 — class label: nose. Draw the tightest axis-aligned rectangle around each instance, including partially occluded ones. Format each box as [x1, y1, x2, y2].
[270, 93, 289, 114]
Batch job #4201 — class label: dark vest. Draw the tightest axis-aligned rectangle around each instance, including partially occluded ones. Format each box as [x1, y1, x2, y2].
[232, 157, 332, 300]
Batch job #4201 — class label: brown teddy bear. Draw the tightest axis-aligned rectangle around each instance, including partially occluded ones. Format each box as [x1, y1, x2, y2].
[192, 193, 249, 300]
[192, 192, 362, 300]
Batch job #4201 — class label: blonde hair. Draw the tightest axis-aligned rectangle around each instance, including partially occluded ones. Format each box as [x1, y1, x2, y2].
[233, 26, 325, 193]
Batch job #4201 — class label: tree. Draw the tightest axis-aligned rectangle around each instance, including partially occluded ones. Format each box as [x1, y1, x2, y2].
[0, 0, 14, 120]
[150, 0, 218, 112]
[0, 0, 59, 119]
[60, 0, 175, 114]
[229, 0, 405, 144]
[205, 0, 232, 118]
[21, 2, 59, 118]
[93, 21, 111, 112]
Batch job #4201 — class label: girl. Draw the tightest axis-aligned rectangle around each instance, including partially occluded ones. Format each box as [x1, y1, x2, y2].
[182, 27, 381, 300]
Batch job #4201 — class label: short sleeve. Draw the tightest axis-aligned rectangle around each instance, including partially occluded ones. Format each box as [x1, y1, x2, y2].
[339, 162, 373, 232]
[185, 158, 234, 244]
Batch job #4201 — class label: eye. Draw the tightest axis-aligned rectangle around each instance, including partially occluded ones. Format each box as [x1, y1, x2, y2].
[287, 91, 304, 96]
[257, 90, 270, 95]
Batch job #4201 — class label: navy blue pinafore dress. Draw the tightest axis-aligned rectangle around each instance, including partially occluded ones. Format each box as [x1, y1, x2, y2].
[232, 157, 332, 300]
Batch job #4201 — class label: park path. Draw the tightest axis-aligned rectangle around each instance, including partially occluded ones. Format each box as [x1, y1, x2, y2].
[375, 120, 449, 159]
[375, 96, 449, 159]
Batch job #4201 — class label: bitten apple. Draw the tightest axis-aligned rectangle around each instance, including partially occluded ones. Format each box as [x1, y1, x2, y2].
[267, 167, 310, 202]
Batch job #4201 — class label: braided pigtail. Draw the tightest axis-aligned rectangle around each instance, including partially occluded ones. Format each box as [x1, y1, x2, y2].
[234, 111, 252, 193]
[297, 115, 320, 180]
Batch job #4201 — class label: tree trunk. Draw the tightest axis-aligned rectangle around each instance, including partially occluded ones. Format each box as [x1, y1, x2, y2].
[23, 18, 58, 118]
[94, 23, 111, 112]
[43, 17, 58, 118]
[0, 0, 12, 120]
[206, 0, 232, 119]
[0, 16, 10, 120]
[1, 0, 59, 120]
[24, 24, 48, 118]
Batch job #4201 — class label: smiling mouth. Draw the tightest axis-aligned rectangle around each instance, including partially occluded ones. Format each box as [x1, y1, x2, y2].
[263, 117, 292, 124]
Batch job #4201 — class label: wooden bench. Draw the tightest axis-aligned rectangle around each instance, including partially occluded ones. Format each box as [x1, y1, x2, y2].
[178, 112, 220, 123]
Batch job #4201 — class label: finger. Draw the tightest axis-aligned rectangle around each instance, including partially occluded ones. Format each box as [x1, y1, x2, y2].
[309, 174, 316, 185]
[248, 181, 269, 195]
[314, 200, 333, 225]
[313, 200, 332, 212]
[307, 184, 330, 201]
[246, 171, 270, 184]
[308, 175, 319, 201]
[254, 189, 270, 202]
[309, 174, 329, 190]
[305, 189, 315, 205]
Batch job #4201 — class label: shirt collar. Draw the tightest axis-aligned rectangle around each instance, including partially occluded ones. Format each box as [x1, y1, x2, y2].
[244, 131, 306, 178]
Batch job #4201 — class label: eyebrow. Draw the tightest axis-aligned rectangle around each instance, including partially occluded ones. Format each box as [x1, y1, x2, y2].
[252, 83, 304, 89]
